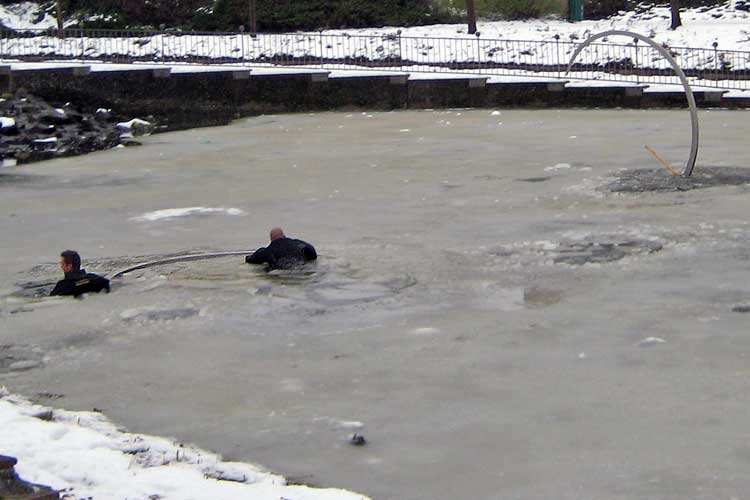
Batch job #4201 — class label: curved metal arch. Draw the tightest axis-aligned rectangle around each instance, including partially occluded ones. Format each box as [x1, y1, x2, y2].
[566, 30, 699, 177]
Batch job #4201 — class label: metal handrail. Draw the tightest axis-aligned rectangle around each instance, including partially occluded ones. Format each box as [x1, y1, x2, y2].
[0, 28, 747, 90]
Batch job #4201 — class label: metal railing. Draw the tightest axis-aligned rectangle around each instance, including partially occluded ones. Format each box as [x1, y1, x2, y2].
[1, 28, 748, 89]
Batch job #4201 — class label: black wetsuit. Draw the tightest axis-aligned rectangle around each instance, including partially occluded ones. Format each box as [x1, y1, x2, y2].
[245, 237, 317, 269]
[50, 269, 110, 297]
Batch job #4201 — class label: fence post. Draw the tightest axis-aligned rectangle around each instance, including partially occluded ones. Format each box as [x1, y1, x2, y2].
[239, 25, 245, 64]
[319, 30, 323, 68]
[713, 41, 719, 78]
[554, 34, 561, 79]
[79, 29, 85, 63]
[633, 37, 639, 85]
[397, 29, 402, 65]
[475, 31, 481, 74]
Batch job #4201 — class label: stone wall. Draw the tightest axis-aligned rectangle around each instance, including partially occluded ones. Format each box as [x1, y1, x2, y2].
[7, 68, 742, 133]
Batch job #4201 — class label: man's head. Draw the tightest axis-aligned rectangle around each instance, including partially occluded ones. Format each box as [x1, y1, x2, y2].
[60, 250, 81, 274]
[270, 227, 285, 242]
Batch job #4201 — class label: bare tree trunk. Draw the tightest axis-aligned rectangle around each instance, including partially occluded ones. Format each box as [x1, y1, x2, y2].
[466, 0, 477, 35]
[669, 0, 682, 30]
[56, 0, 65, 38]
[249, 0, 257, 34]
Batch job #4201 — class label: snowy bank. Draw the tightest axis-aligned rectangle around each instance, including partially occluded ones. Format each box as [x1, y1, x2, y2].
[324, 3, 750, 51]
[0, 389, 369, 500]
[0, 1, 57, 30]
[0, 93, 148, 165]
[1, 3, 749, 72]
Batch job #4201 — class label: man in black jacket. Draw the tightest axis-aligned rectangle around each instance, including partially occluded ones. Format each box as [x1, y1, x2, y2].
[245, 228, 317, 270]
[50, 250, 110, 297]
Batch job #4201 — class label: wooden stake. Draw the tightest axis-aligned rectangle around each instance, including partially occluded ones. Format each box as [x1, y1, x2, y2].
[645, 145, 681, 176]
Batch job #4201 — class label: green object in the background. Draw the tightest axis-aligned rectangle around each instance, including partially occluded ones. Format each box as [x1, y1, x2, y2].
[569, 0, 584, 21]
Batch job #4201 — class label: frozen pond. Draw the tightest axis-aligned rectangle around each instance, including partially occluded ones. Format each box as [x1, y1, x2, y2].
[3, 109, 750, 500]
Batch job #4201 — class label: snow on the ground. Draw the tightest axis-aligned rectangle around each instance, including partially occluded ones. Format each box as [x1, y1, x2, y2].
[5, 58, 743, 92]
[335, 2, 750, 50]
[722, 88, 750, 98]
[242, 66, 328, 77]
[0, 116, 15, 128]
[0, 389, 369, 500]
[0, 1, 56, 30]
[2, 3, 749, 72]
[1, 3, 748, 90]
[5, 61, 89, 70]
[116, 118, 151, 130]
[563, 79, 645, 87]
[131, 207, 246, 222]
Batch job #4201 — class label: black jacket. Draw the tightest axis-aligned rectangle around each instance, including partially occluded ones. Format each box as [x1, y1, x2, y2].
[245, 237, 317, 269]
[50, 269, 110, 297]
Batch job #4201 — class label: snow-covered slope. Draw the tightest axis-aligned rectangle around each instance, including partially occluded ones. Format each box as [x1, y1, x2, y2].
[0, 389, 369, 500]
[2, 2, 748, 76]
[327, 2, 750, 51]
[2, 1, 749, 53]
[0, 1, 57, 30]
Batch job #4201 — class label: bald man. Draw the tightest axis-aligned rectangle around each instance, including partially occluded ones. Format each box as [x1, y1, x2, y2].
[245, 228, 317, 270]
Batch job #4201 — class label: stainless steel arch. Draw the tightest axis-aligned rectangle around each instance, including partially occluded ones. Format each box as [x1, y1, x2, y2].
[566, 30, 699, 177]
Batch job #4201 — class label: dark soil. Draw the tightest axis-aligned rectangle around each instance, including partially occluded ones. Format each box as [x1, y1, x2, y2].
[606, 167, 750, 193]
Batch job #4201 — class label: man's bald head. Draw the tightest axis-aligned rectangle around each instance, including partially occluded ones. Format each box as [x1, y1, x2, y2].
[270, 227, 285, 241]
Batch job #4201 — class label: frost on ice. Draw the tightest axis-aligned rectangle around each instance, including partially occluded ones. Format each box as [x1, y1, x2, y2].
[637, 337, 667, 347]
[131, 207, 246, 222]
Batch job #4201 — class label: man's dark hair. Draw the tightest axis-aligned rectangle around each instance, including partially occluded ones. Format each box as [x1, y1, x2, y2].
[61, 250, 81, 271]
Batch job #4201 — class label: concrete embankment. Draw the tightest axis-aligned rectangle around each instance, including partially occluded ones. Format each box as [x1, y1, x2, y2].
[3, 64, 747, 134]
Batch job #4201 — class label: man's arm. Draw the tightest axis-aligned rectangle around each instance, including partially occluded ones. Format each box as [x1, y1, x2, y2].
[50, 280, 73, 296]
[245, 247, 269, 265]
[302, 242, 317, 262]
[87, 274, 110, 293]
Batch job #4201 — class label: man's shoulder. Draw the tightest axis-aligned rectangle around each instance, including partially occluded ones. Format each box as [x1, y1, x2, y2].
[50, 278, 74, 296]
[291, 238, 314, 247]
[83, 273, 109, 286]
[74, 272, 110, 293]
[83, 272, 108, 281]
[269, 238, 300, 250]
[51, 272, 109, 296]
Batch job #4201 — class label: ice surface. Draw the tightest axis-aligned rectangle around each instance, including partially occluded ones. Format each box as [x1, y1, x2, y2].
[4, 109, 750, 500]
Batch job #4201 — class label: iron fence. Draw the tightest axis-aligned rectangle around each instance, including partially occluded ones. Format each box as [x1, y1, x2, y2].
[1, 28, 748, 89]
